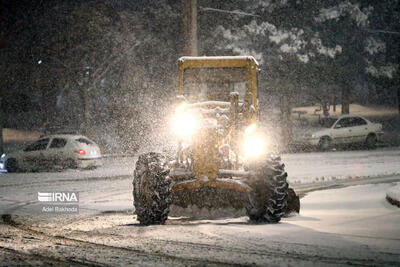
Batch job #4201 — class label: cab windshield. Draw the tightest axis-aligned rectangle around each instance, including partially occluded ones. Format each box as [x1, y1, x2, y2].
[183, 67, 246, 102]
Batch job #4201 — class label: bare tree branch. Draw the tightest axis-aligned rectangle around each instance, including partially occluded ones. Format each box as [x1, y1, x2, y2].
[365, 29, 400, 35]
[200, 6, 260, 17]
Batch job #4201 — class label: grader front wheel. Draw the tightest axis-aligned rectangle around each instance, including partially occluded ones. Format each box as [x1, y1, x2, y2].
[246, 157, 289, 223]
[133, 152, 171, 225]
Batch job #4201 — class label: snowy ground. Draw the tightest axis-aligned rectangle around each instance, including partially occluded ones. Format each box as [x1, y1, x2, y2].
[292, 103, 398, 119]
[1, 147, 400, 215]
[1, 183, 399, 266]
[0, 156, 134, 215]
[1, 148, 400, 265]
[283, 147, 400, 184]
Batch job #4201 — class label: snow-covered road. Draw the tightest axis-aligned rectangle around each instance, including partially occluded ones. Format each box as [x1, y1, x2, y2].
[1, 182, 399, 266]
[1, 148, 399, 265]
[283, 147, 400, 184]
[1, 147, 400, 214]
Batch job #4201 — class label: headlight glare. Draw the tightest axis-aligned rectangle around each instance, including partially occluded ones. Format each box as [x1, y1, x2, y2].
[175, 103, 187, 113]
[243, 134, 267, 158]
[244, 123, 257, 135]
[172, 113, 198, 137]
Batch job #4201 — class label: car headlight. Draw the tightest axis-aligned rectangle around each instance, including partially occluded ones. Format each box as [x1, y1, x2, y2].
[172, 113, 198, 138]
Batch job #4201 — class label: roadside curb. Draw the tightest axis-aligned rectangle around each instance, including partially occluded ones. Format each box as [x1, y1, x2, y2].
[386, 184, 400, 208]
[292, 175, 400, 198]
[386, 195, 400, 208]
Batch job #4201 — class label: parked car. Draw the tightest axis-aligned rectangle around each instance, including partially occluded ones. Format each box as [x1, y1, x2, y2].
[295, 115, 383, 150]
[1, 134, 102, 172]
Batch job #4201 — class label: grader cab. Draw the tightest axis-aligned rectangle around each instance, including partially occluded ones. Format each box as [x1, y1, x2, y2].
[133, 56, 299, 225]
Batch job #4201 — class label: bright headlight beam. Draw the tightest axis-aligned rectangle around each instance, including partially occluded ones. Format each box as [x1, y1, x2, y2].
[175, 103, 187, 113]
[244, 123, 257, 135]
[243, 134, 267, 158]
[172, 113, 198, 137]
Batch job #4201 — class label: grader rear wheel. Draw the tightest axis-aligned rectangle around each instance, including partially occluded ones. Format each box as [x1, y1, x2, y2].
[133, 152, 171, 225]
[246, 156, 289, 223]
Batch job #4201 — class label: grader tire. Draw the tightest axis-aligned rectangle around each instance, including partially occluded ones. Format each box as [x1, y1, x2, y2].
[246, 156, 289, 223]
[133, 152, 171, 225]
[285, 188, 300, 214]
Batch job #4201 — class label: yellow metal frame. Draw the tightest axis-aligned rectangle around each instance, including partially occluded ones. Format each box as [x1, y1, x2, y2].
[173, 56, 260, 194]
[177, 56, 259, 118]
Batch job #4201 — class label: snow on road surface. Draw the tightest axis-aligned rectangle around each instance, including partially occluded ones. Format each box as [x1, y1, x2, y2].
[283, 147, 400, 184]
[1, 147, 399, 265]
[1, 147, 400, 215]
[2, 183, 399, 266]
[1, 156, 134, 184]
[288, 183, 400, 245]
[0, 156, 135, 215]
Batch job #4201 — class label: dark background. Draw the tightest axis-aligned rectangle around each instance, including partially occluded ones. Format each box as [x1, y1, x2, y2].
[0, 0, 399, 153]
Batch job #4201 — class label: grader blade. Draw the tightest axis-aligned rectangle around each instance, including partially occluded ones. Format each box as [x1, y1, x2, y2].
[171, 185, 248, 210]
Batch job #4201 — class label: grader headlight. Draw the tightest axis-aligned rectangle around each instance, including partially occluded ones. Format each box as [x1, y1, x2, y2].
[172, 106, 198, 138]
[243, 124, 268, 158]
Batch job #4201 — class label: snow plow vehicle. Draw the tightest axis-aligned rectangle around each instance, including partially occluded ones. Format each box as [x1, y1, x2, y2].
[133, 56, 299, 225]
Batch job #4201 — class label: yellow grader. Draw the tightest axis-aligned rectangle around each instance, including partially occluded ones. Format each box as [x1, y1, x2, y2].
[133, 56, 299, 225]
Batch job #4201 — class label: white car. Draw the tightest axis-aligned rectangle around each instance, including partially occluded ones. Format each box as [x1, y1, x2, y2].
[299, 115, 383, 150]
[1, 134, 102, 172]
